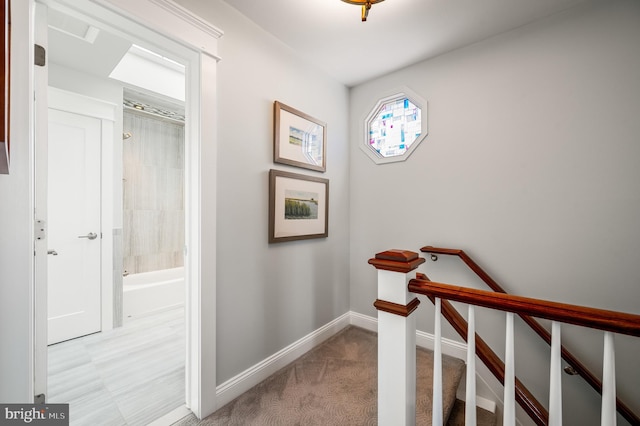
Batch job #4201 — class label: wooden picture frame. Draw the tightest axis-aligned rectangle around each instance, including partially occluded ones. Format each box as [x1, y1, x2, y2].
[269, 169, 329, 243]
[274, 101, 326, 172]
[0, 0, 10, 174]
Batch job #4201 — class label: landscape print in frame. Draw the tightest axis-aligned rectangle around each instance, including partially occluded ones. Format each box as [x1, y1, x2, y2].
[274, 101, 326, 172]
[269, 169, 329, 243]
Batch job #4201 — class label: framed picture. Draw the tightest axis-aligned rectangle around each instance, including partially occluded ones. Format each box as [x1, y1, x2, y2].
[274, 101, 326, 172]
[0, 0, 10, 175]
[269, 169, 329, 243]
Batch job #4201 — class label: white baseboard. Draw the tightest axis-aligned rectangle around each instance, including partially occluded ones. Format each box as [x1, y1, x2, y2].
[349, 310, 378, 331]
[148, 405, 192, 426]
[214, 310, 500, 419]
[477, 395, 497, 414]
[215, 312, 351, 408]
[415, 329, 467, 360]
[349, 311, 468, 360]
[456, 387, 498, 414]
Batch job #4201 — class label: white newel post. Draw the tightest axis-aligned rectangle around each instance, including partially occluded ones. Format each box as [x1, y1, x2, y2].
[369, 250, 426, 426]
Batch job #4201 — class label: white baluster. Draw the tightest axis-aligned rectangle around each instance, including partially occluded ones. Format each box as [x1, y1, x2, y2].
[465, 305, 477, 426]
[504, 312, 515, 426]
[433, 297, 443, 425]
[549, 321, 562, 426]
[601, 332, 616, 426]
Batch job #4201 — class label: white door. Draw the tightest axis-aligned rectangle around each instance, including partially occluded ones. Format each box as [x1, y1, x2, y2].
[47, 108, 102, 345]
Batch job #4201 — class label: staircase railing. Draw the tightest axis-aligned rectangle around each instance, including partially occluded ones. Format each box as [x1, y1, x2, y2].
[415, 272, 548, 425]
[368, 249, 640, 426]
[420, 246, 640, 425]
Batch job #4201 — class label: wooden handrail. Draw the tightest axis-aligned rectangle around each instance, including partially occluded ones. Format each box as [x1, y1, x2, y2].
[416, 272, 550, 424]
[420, 246, 640, 425]
[421, 246, 508, 293]
[430, 294, 548, 425]
[410, 280, 640, 337]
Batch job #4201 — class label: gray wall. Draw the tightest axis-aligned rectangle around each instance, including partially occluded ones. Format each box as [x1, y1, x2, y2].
[174, 0, 351, 385]
[2, 0, 637, 420]
[349, 0, 640, 423]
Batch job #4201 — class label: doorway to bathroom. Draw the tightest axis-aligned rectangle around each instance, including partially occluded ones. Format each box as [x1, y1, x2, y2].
[44, 20, 188, 426]
[32, 0, 220, 423]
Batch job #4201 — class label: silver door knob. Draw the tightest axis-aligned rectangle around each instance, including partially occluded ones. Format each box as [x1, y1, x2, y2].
[78, 232, 98, 240]
[48, 250, 58, 256]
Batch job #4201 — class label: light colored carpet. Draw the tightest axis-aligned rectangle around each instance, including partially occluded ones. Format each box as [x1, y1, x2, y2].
[174, 326, 468, 425]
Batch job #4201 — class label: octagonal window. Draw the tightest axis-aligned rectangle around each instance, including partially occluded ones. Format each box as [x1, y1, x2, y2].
[361, 89, 427, 164]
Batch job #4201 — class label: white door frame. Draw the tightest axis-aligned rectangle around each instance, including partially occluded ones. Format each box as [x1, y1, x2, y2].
[32, 0, 222, 418]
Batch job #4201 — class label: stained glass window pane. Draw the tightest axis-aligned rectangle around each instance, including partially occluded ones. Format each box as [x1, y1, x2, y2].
[367, 97, 421, 158]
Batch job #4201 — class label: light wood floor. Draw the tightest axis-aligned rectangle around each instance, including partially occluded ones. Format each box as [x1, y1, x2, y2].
[47, 307, 186, 425]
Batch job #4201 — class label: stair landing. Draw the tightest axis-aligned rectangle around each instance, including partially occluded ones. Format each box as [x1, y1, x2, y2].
[174, 326, 497, 425]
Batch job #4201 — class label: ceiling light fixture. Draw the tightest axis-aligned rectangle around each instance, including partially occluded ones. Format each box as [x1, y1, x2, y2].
[341, 0, 384, 22]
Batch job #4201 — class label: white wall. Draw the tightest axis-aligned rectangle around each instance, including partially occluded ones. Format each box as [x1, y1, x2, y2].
[174, 0, 351, 385]
[349, 0, 640, 423]
[0, 0, 35, 403]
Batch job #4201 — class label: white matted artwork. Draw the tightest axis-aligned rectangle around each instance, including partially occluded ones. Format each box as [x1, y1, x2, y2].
[269, 169, 329, 243]
[274, 101, 326, 172]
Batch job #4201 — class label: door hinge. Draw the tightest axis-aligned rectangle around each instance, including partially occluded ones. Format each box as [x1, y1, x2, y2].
[34, 394, 45, 404]
[35, 219, 46, 241]
[34, 44, 46, 67]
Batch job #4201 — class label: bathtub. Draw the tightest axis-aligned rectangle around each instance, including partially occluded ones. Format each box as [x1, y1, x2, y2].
[123, 267, 184, 318]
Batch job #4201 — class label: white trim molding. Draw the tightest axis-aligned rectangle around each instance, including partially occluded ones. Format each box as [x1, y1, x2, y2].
[148, 0, 223, 39]
[212, 312, 503, 422]
[216, 313, 351, 408]
[80, 0, 222, 418]
[91, 0, 223, 59]
[350, 311, 468, 360]
[360, 86, 429, 165]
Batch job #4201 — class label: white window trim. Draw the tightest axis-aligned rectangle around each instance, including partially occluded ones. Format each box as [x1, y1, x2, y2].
[361, 86, 428, 164]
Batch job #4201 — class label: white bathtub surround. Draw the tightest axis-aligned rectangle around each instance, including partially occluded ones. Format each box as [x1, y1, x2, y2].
[123, 267, 184, 319]
[122, 108, 185, 275]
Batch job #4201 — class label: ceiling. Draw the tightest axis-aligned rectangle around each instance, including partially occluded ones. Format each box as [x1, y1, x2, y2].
[47, 7, 131, 79]
[47, 7, 185, 106]
[46, 0, 588, 89]
[221, 0, 587, 87]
